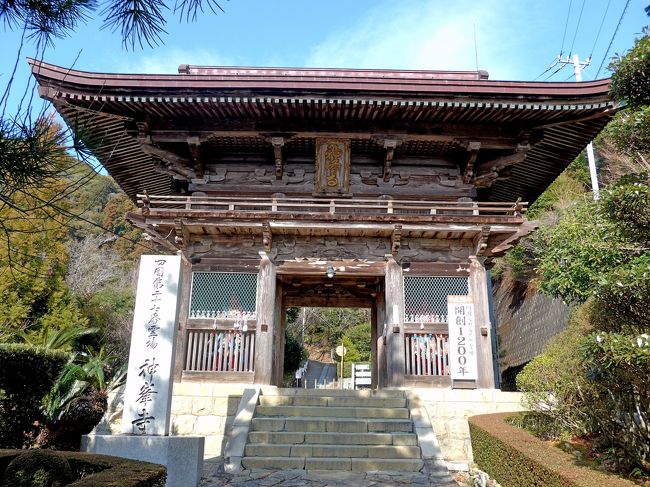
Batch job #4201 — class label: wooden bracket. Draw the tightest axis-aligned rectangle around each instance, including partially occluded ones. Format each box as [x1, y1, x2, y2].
[382, 139, 400, 182]
[462, 141, 481, 184]
[471, 143, 531, 188]
[473, 225, 491, 256]
[268, 137, 285, 180]
[391, 224, 402, 256]
[187, 136, 204, 178]
[262, 221, 272, 252]
[138, 138, 197, 180]
[173, 219, 190, 249]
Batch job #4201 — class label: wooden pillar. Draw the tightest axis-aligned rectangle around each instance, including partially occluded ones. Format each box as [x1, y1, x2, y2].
[384, 258, 405, 388]
[173, 254, 192, 382]
[469, 256, 496, 389]
[254, 255, 277, 384]
[376, 290, 386, 389]
[371, 304, 378, 389]
[272, 286, 285, 385]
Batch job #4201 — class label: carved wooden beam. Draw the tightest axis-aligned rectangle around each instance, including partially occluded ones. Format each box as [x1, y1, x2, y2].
[471, 143, 531, 188]
[473, 225, 490, 256]
[262, 221, 272, 252]
[391, 224, 402, 256]
[138, 136, 197, 180]
[462, 141, 481, 184]
[490, 221, 538, 256]
[187, 136, 204, 178]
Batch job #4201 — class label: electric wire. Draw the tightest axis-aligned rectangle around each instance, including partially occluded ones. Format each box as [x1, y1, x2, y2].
[595, 0, 632, 78]
[559, 0, 573, 56]
[590, 0, 613, 58]
[568, 0, 587, 56]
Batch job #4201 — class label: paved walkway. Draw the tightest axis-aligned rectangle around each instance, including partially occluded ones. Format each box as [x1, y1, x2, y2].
[200, 460, 463, 487]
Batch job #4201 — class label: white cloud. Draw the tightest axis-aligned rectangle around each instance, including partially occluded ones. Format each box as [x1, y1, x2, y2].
[305, 0, 528, 80]
[116, 47, 235, 74]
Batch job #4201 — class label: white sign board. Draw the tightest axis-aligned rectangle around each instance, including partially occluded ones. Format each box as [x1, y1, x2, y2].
[122, 255, 182, 435]
[447, 295, 478, 382]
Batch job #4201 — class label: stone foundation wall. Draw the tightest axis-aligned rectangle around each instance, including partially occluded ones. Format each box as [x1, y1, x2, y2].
[94, 383, 248, 459]
[414, 388, 525, 466]
[96, 385, 523, 465]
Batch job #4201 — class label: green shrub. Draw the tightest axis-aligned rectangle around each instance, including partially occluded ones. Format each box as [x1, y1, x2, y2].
[469, 413, 637, 487]
[283, 332, 307, 373]
[0, 344, 68, 448]
[0, 450, 166, 487]
[4, 449, 73, 487]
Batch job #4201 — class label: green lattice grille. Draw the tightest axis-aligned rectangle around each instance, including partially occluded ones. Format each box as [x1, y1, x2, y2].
[404, 276, 469, 323]
[189, 272, 258, 319]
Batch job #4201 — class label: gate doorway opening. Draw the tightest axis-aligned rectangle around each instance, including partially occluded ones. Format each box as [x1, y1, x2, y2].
[284, 307, 371, 389]
[276, 272, 384, 389]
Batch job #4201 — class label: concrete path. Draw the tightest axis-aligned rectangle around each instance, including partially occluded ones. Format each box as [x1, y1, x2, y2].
[200, 461, 462, 486]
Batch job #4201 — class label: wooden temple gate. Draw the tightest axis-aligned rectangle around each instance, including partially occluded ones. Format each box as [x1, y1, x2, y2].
[30, 61, 615, 389]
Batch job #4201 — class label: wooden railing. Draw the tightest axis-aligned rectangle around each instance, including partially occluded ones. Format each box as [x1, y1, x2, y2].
[139, 194, 526, 217]
[405, 333, 449, 376]
[185, 329, 255, 372]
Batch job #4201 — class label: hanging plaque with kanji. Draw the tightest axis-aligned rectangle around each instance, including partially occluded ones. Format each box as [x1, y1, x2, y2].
[314, 138, 351, 195]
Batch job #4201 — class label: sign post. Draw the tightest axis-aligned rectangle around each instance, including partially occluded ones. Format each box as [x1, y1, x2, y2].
[447, 295, 478, 389]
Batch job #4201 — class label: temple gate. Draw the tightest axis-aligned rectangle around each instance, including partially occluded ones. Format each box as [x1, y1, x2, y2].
[31, 61, 615, 390]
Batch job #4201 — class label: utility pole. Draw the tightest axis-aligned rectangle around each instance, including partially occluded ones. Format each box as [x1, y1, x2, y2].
[558, 53, 600, 200]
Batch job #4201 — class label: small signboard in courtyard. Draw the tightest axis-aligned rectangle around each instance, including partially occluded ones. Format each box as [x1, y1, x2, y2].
[122, 255, 182, 435]
[447, 295, 478, 383]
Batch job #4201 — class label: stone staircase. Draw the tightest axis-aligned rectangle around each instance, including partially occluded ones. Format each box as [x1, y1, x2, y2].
[241, 388, 425, 472]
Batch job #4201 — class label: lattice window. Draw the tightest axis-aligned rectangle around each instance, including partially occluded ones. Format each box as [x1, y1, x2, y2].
[403, 276, 468, 323]
[189, 272, 257, 319]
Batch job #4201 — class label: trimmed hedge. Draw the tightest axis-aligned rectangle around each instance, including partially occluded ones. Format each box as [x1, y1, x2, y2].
[0, 344, 69, 448]
[0, 450, 166, 487]
[468, 413, 637, 487]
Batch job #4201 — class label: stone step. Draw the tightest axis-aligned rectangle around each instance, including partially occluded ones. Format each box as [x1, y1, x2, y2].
[241, 456, 424, 472]
[245, 443, 421, 459]
[259, 395, 407, 408]
[255, 405, 410, 419]
[251, 417, 414, 433]
[262, 387, 405, 398]
[247, 431, 418, 446]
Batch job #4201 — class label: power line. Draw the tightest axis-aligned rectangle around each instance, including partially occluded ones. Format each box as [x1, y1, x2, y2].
[590, 0, 613, 58]
[595, 0, 631, 78]
[568, 0, 587, 56]
[559, 0, 574, 56]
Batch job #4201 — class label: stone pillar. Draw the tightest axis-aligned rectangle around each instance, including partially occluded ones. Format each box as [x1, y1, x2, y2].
[384, 258, 405, 388]
[254, 255, 277, 385]
[468, 256, 495, 389]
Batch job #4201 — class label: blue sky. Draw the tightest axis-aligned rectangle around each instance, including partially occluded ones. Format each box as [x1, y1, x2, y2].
[1, 0, 648, 115]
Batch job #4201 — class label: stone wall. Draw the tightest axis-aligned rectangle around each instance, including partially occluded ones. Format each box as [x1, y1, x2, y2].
[414, 388, 525, 467]
[94, 383, 247, 459]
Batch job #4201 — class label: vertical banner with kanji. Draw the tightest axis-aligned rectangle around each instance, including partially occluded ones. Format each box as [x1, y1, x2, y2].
[447, 295, 478, 382]
[122, 255, 182, 435]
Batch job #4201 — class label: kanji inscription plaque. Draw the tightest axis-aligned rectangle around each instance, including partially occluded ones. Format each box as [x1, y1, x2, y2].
[314, 138, 351, 195]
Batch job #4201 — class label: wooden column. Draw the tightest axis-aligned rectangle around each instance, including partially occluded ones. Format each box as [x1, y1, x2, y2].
[173, 254, 192, 382]
[469, 256, 496, 389]
[384, 258, 405, 388]
[254, 255, 277, 385]
[376, 290, 386, 389]
[272, 286, 285, 386]
[371, 303, 378, 389]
